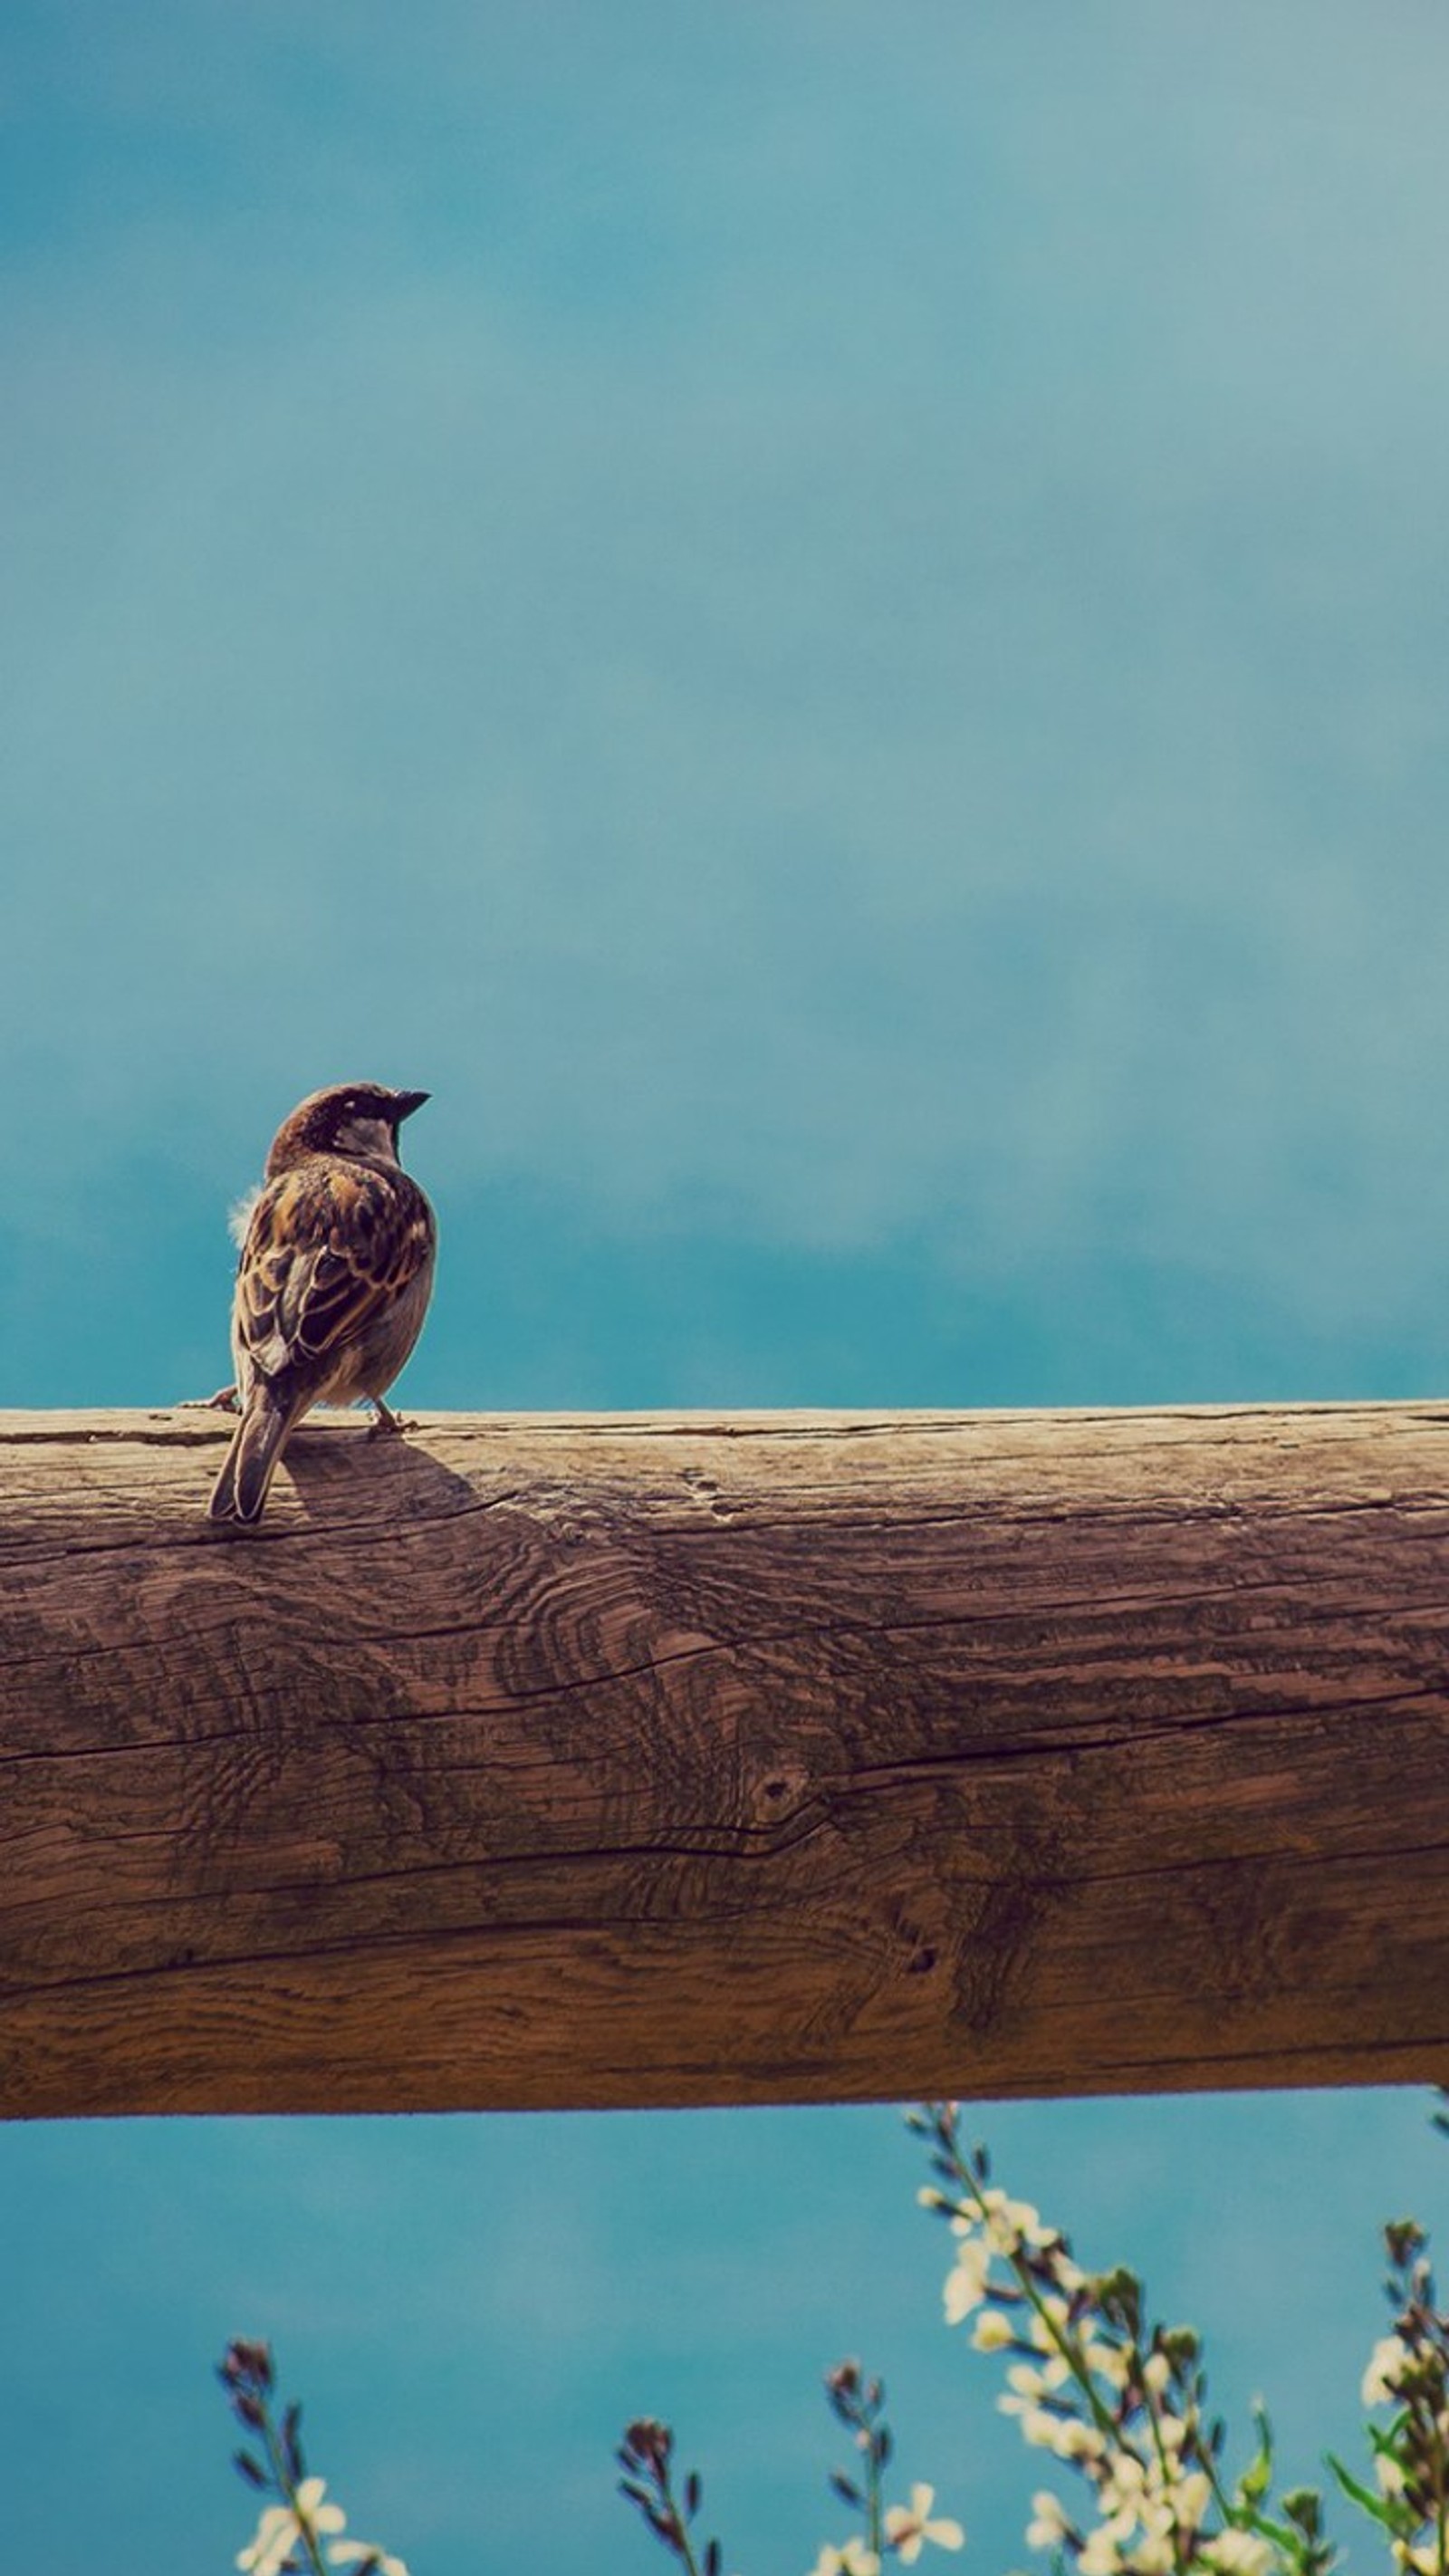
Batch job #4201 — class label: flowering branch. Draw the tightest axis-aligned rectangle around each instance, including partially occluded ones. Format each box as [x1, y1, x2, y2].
[822, 2358, 893, 2571]
[909, 2103, 1329, 2576]
[619, 2361, 963, 2576]
[818, 2360, 964, 2574]
[618, 2417, 725, 2576]
[1336, 2214, 1449, 2575]
[217, 2340, 407, 2576]
[219, 2094, 1449, 2576]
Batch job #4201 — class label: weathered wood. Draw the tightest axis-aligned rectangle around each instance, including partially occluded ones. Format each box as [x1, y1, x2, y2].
[3, 1402, 1449, 2119]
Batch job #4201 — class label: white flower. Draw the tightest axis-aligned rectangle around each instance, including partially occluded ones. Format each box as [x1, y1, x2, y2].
[1051, 2419, 1107, 2465]
[998, 2396, 1060, 2450]
[883, 2484, 964, 2564]
[331, 2545, 410, 2576]
[1376, 2454, 1408, 2498]
[979, 2191, 1050, 2255]
[1172, 2471, 1212, 2530]
[1204, 2533, 1273, 2576]
[809, 2542, 880, 2576]
[1363, 2336, 1411, 2406]
[238, 2481, 347, 2576]
[971, 2309, 1016, 2353]
[998, 2394, 1106, 2466]
[1028, 2300, 1073, 2352]
[1394, 2545, 1442, 2576]
[237, 2507, 300, 2576]
[1100, 2457, 1145, 2506]
[945, 2238, 994, 2323]
[1026, 2492, 1071, 2551]
[1078, 2530, 1123, 2576]
[1128, 2537, 1175, 2574]
[1141, 2353, 1171, 2399]
[1085, 2342, 1130, 2388]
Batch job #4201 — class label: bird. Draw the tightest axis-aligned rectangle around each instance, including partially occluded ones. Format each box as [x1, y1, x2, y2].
[205, 1081, 437, 1526]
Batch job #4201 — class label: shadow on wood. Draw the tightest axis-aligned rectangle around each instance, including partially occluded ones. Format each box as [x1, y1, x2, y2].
[3, 1402, 1449, 2119]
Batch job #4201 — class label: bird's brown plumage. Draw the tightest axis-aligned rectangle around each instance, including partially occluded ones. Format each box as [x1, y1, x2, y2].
[207, 1082, 437, 1526]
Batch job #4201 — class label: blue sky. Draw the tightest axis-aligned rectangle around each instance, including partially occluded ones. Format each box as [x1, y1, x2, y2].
[4, 3, 1449, 2569]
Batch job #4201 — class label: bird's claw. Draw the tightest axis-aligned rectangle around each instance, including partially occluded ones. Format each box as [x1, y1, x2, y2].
[368, 1399, 415, 1438]
[179, 1385, 241, 1413]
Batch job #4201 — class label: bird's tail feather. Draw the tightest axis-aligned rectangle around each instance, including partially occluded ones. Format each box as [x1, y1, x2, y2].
[207, 1392, 302, 1525]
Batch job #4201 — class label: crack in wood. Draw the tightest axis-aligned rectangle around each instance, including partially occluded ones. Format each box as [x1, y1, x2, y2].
[5, 1401, 1449, 2115]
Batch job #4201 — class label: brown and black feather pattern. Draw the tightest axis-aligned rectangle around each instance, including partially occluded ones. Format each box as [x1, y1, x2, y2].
[209, 1130, 436, 1526]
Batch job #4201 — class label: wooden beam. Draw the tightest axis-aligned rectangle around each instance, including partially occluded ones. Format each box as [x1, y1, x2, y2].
[3, 1402, 1448, 2120]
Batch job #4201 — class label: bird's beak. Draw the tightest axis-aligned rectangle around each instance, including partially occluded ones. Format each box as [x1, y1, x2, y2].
[391, 1090, 430, 1122]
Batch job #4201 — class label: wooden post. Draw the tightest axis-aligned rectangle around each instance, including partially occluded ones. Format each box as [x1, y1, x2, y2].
[3, 1401, 1448, 2119]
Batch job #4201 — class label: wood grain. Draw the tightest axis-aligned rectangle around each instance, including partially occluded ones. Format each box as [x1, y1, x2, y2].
[3, 1402, 1449, 2119]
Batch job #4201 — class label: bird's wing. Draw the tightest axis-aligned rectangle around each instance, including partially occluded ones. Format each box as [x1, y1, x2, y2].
[235, 1163, 433, 1380]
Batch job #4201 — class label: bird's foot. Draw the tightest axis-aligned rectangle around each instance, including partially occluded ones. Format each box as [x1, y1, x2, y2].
[368, 1397, 416, 1438]
[179, 1385, 241, 1413]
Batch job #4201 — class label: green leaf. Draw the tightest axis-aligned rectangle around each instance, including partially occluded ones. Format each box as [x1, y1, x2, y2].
[1281, 2489, 1322, 2538]
[1236, 2403, 1274, 2507]
[1325, 2453, 1402, 2533]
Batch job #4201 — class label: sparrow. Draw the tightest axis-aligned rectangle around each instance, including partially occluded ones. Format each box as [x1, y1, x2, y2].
[206, 1081, 437, 1526]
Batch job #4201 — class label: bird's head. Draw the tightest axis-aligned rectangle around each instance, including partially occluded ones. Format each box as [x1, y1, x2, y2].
[265, 1082, 431, 1176]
